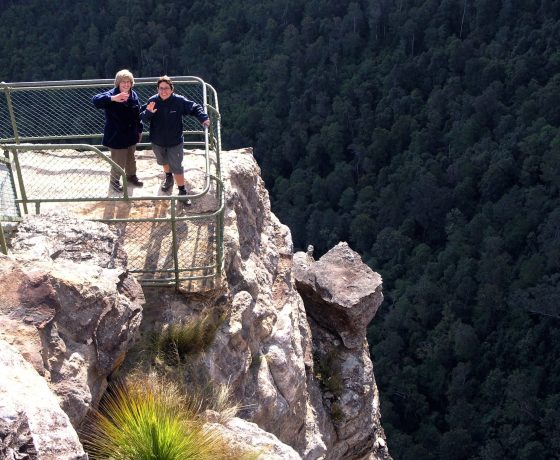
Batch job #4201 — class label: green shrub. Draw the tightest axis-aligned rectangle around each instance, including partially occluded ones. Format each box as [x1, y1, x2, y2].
[314, 349, 344, 395]
[330, 403, 345, 423]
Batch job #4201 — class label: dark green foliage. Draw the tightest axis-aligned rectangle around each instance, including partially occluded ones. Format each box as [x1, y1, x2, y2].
[3, 0, 560, 457]
[314, 349, 343, 395]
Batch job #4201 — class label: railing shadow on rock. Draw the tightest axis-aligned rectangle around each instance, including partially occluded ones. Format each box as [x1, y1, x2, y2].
[0, 77, 224, 290]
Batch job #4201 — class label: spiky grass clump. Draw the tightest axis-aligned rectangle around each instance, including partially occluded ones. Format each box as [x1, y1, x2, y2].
[185, 381, 241, 424]
[83, 374, 233, 460]
[151, 313, 223, 366]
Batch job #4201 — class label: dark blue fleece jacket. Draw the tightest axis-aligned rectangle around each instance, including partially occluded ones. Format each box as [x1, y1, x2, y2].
[141, 93, 209, 147]
[92, 87, 143, 149]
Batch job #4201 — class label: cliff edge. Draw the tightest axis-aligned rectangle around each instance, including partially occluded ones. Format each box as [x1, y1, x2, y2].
[0, 147, 391, 459]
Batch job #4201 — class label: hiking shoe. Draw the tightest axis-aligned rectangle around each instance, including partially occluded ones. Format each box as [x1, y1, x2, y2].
[127, 175, 144, 187]
[110, 180, 123, 192]
[161, 174, 174, 192]
[178, 188, 191, 206]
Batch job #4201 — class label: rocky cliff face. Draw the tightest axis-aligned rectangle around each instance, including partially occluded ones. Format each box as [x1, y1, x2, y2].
[0, 148, 391, 459]
[175, 148, 389, 459]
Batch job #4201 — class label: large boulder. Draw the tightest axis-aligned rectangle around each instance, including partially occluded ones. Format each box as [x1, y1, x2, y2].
[0, 211, 143, 427]
[293, 242, 383, 349]
[0, 340, 87, 460]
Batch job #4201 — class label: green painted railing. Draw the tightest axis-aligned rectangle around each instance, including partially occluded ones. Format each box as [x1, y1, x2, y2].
[0, 77, 224, 289]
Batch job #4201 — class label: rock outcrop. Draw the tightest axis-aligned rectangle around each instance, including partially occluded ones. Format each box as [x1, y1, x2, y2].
[0, 148, 390, 459]
[294, 243, 388, 459]
[293, 242, 383, 350]
[204, 411, 302, 460]
[191, 148, 391, 459]
[0, 340, 87, 460]
[199, 148, 325, 456]
[0, 212, 143, 427]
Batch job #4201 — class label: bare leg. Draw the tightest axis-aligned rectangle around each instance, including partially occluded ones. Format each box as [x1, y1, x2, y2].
[174, 173, 185, 187]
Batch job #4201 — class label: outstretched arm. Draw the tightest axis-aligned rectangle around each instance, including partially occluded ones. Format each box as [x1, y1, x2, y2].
[181, 97, 209, 125]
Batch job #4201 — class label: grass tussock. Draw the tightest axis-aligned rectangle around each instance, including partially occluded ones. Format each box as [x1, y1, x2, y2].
[151, 312, 224, 366]
[186, 380, 241, 424]
[83, 375, 209, 459]
[83, 373, 249, 460]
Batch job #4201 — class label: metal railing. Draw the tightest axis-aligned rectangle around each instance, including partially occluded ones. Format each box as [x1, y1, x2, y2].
[0, 77, 224, 289]
[0, 155, 20, 254]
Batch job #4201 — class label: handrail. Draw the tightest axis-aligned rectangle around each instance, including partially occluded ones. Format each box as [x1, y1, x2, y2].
[1, 76, 205, 89]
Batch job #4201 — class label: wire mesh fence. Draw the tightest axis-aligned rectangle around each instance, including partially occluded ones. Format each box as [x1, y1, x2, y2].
[13, 147, 123, 201]
[0, 77, 217, 144]
[109, 212, 219, 287]
[0, 77, 224, 288]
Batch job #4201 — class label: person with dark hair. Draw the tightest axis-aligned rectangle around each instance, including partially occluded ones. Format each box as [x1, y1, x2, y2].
[92, 69, 144, 192]
[141, 75, 210, 204]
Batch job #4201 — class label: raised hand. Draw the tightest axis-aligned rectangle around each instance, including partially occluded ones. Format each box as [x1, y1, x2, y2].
[111, 92, 130, 103]
[146, 101, 157, 113]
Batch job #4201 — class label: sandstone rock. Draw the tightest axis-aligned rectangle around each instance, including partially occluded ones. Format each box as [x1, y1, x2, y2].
[293, 242, 383, 350]
[10, 210, 127, 269]
[0, 340, 87, 460]
[1, 211, 143, 427]
[0, 150, 393, 460]
[205, 412, 302, 459]
[294, 242, 390, 459]
[191, 149, 389, 459]
[195, 149, 328, 458]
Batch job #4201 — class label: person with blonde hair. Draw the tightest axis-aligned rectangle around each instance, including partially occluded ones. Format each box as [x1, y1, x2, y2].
[141, 75, 209, 204]
[92, 69, 144, 192]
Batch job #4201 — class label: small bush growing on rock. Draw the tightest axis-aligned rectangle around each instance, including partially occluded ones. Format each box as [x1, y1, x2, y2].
[330, 402, 345, 423]
[314, 349, 344, 395]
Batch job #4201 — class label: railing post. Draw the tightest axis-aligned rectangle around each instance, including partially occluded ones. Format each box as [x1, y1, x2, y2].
[2, 82, 20, 144]
[169, 198, 181, 290]
[0, 223, 7, 255]
[216, 187, 224, 278]
[9, 149, 28, 215]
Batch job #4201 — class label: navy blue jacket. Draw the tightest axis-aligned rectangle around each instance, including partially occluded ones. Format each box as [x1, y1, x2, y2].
[141, 93, 209, 147]
[92, 88, 143, 149]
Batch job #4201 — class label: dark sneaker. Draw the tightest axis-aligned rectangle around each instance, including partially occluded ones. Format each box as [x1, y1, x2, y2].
[161, 174, 174, 192]
[178, 188, 191, 206]
[110, 180, 123, 192]
[127, 175, 144, 187]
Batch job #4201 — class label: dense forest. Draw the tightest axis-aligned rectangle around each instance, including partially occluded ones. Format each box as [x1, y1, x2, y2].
[1, 0, 560, 458]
